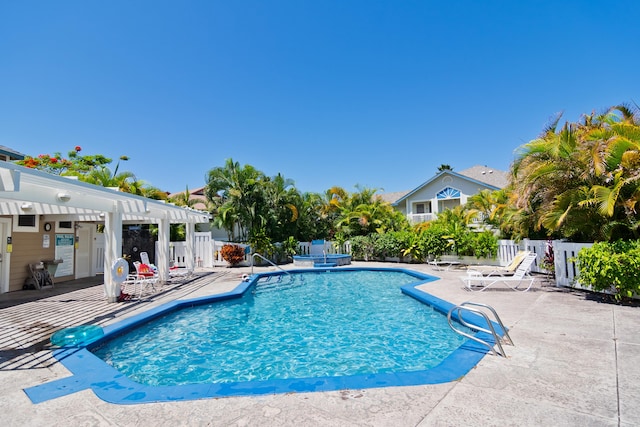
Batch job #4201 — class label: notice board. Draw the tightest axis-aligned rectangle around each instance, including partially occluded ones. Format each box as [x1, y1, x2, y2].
[54, 234, 75, 277]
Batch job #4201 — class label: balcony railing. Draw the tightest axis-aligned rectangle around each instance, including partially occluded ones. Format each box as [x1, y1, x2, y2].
[407, 213, 435, 224]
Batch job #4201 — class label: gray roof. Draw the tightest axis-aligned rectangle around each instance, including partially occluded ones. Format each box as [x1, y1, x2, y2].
[0, 145, 25, 160]
[380, 165, 509, 204]
[458, 165, 509, 189]
[376, 191, 409, 204]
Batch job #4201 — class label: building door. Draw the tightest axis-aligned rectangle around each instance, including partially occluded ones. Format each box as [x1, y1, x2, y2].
[75, 223, 92, 279]
[0, 218, 10, 293]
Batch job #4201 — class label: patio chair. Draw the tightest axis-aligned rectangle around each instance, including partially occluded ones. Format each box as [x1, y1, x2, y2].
[466, 250, 531, 277]
[460, 253, 537, 292]
[125, 261, 159, 297]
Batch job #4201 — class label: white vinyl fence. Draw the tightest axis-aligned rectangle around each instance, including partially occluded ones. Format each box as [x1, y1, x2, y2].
[552, 241, 593, 288]
[170, 236, 253, 268]
[498, 239, 593, 288]
[168, 237, 348, 268]
[166, 234, 592, 289]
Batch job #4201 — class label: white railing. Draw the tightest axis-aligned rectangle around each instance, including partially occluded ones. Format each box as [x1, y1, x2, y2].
[407, 213, 436, 224]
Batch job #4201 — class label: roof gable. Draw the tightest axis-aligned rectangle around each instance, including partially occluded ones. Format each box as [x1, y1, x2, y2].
[391, 165, 507, 205]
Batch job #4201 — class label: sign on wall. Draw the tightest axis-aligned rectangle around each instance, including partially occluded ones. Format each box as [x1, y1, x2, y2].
[54, 234, 75, 277]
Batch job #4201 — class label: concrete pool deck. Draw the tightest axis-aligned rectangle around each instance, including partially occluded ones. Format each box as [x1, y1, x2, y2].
[1, 262, 639, 426]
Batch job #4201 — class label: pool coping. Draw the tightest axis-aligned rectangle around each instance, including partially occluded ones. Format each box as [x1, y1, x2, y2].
[24, 267, 503, 405]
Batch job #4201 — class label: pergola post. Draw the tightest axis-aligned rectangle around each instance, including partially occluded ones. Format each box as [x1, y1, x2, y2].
[156, 216, 170, 283]
[185, 222, 195, 271]
[104, 202, 123, 303]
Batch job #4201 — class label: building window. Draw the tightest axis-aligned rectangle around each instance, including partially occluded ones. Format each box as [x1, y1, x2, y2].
[18, 215, 36, 227]
[56, 221, 74, 232]
[13, 214, 39, 232]
[414, 202, 431, 214]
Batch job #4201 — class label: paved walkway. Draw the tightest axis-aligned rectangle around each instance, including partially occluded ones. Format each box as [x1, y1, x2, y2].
[1, 262, 638, 426]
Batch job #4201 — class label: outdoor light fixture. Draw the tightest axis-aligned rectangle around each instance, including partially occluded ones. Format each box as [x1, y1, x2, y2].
[57, 192, 71, 202]
[21, 203, 33, 211]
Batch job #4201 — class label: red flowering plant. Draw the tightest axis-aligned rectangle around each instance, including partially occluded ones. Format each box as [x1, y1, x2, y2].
[16, 146, 114, 176]
[541, 239, 555, 273]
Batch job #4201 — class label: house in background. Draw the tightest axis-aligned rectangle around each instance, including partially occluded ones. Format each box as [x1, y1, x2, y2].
[168, 186, 209, 211]
[168, 186, 230, 240]
[384, 165, 509, 225]
[0, 146, 25, 162]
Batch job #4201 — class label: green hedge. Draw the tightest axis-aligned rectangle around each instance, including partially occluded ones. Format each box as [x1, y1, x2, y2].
[577, 240, 640, 300]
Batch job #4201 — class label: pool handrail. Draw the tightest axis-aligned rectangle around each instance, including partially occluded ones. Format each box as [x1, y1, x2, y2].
[251, 252, 291, 276]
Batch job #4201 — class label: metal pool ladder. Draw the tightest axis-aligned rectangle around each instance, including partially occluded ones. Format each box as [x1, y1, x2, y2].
[251, 253, 291, 277]
[447, 302, 514, 357]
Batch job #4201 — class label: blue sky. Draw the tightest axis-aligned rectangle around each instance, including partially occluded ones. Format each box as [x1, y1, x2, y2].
[1, 1, 638, 195]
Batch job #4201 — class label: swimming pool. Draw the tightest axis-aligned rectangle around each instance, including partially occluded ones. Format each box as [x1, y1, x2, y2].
[25, 267, 504, 404]
[92, 270, 469, 386]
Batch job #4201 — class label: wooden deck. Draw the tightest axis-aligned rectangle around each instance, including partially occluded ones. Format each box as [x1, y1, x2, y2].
[0, 271, 228, 371]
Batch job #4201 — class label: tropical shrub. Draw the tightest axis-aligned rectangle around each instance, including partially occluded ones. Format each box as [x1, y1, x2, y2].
[349, 235, 376, 261]
[220, 244, 246, 266]
[402, 232, 427, 262]
[281, 236, 299, 258]
[576, 240, 640, 300]
[470, 231, 498, 259]
[420, 224, 452, 259]
[373, 231, 409, 259]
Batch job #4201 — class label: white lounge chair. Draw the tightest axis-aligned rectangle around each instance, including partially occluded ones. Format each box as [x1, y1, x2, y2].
[461, 253, 537, 292]
[169, 265, 193, 280]
[467, 250, 531, 277]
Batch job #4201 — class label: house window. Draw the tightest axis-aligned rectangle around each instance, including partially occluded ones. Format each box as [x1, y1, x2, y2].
[13, 214, 39, 232]
[436, 187, 461, 199]
[414, 202, 432, 214]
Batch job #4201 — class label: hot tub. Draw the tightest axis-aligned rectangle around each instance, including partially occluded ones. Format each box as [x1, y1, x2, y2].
[292, 254, 352, 267]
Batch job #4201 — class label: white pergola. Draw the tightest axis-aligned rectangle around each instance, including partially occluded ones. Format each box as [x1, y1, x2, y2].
[0, 161, 210, 302]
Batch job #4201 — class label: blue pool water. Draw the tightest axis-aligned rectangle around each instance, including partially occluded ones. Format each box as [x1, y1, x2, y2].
[25, 267, 502, 404]
[92, 270, 471, 387]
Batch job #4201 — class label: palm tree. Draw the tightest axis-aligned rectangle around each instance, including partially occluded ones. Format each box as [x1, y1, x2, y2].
[465, 188, 513, 234]
[331, 186, 408, 239]
[205, 158, 266, 241]
[82, 166, 138, 191]
[262, 173, 299, 242]
[170, 186, 198, 207]
[511, 104, 640, 241]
